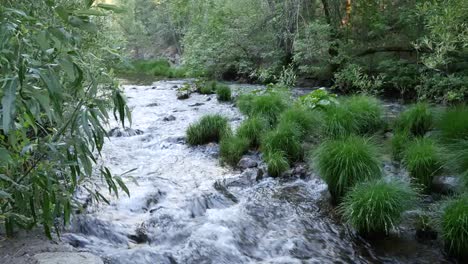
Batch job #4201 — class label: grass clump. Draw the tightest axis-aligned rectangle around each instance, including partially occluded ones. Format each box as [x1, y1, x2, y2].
[219, 136, 250, 166]
[444, 139, 468, 180]
[395, 102, 433, 137]
[322, 105, 357, 138]
[440, 195, 468, 259]
[403, 137, 441, 190]
[342, 95, 385, 135]
[340, 179, 417, 235]
[436, 105, 468, 142]
[391, 130, 413, 161]
[278, 106, 324, 140]
[236, 117, 269, 148]
[186, 114, 230, 145]
[240, 92, 289, 126]
[262, 124, 303, 162]
[199, 81, 217, 94]
[216, 84, 232, 102]
[314, 135, 382, 201]
[265, 151, 290, 177]
[236, 93, 256, 116]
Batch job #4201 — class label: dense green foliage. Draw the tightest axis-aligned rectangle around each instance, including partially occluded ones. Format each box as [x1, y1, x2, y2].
[186, 115, 230, 145]
[0, 0, 130, 236]
[314, 136, 382, 201]
[395, 103, 434, 137]
[403, 138, 441, 190]
[441, 196, 468, 258]
[340, 179, 417, 235]
[219, 136, 250, 166]
[117, 59, 187, 78]
[117, 0, 467, 101]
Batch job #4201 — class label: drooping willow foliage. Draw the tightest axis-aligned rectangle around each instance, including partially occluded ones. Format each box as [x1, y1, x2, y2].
[0, 0, 130, 237]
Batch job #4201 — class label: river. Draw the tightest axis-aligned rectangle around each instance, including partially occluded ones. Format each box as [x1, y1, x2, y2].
[62, 80, 451, 264]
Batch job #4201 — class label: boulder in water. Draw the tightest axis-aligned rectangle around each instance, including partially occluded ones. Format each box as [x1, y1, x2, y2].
[237, 157, 258, 170]
[108, 128, 144, 137]
[432, 175, 460, 194]
[163, 115, 176, 122]
[34, 252, 103, 264]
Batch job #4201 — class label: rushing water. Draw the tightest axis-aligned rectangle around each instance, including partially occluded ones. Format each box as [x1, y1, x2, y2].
[63, 80, 451, 264]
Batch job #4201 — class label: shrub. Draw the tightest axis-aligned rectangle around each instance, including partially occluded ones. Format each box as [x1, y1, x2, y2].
[186, 115, 230, 145]
[244, 92, 288, 126]
[403, 138, 441, 190]
[436, 105, 468, 142]
[278, 106, 324, 140]
[343, 95, 385, 135]
[322, 105, 357, 138]
[395, 102, 434, 137]
[219, 136, 250, 166]
[217, 84, 232, 102]
[236, 117, 269, 148]
[391, 130, 413, 161]
[340, 179, 417, 235]
[265, 151, 290, 177]
[314, 135, 382, 201]
[441, 195, 468, 259]
[236, 93, 256, 116]
[262, 124, 303, 162]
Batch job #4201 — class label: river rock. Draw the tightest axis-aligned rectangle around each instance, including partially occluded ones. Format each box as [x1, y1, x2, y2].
[291, 164, 308, 178]
[237, 157, 258, 170]
[33, 252, 103, 264]
[177, 92, 189, 100]
[108, 128, 144, 137]
[163, 115, 176, 122]
[432, 175, 460, 194]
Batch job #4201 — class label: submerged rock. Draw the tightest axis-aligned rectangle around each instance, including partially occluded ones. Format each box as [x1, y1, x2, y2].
[177, 91, 190, 100]
[237, 157, 258, 170]
[163, 115, 176, 122]
[34, 252, 103, 264]
[108, 127, 144, 137]
[432, 175, 460, 194]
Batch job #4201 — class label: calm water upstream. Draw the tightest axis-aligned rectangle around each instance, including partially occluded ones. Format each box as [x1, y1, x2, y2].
[63, 80, 451, 264]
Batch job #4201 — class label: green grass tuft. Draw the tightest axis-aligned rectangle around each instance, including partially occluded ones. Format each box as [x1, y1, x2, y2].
[322, 105, 357, 138]
[395, 102, 434, 137]
[342, 95, 385, 135]
[265, 151, 290, 177]
[186, 114, 230, 145]
[391, 130, 413, 161]
[403, 137, 441, 190]
[443, 139, 468, 179]
[239, 92, 289, 126]
[436, 105, 468, 142]
[219, 136, 250, 166]
[216, 84, 232, 102]
[200, 81, 217, 94]
[262, 123, 303, 162]
[340, 179, 417, 235]
[236, 116, 269, 148]
[314, 135, 382, 201]
[236, 93, 256, 116]
[441, 195, 468, 259]
[278, 106, 324, 140]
